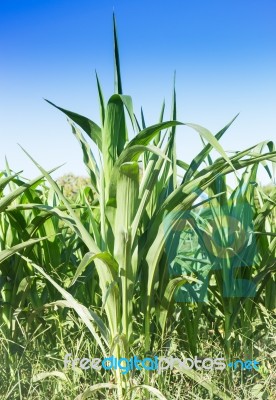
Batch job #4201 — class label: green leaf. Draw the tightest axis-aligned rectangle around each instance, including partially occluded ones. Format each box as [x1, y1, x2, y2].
[174, 364, 231, 400]
[183, 115, 239, 183]
[75, 383, 117, 400]
[19, 254, 108, 356]
[159, 276, 200, 334]
[0, 237, 49, 264]
[32, 371, 67, 382]
[128, 121, 182, 147]
[95, 71, 105, 126]
[184, 122, 235, 173]
[129, 385, 168, 400]
[113, 13, 123, 94]
[0, 172, 22, 192]
[69, 120, 99, 192]
[251, 384, 264, 399]
[45, 99, 102, 150]
[0, 167, 58, 213]
[70, 251, 118, 287]
[154, 99, 165, 145]
[43, 300, 110, 345]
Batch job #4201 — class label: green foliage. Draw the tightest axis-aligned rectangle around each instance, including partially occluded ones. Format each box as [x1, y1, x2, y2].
[1, 15, 275, 400]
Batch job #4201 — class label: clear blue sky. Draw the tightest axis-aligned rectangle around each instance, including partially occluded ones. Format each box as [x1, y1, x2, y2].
[1, 0, 276, 183]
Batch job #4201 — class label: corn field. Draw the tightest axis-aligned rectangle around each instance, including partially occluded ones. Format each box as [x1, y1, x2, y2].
[0, 16, 275, 400]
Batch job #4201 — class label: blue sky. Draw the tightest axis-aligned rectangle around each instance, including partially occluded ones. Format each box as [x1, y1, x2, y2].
[1, 0, 276, 183]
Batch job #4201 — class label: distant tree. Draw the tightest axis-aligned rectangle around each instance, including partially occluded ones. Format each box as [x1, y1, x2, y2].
[57, 173, 91, 201]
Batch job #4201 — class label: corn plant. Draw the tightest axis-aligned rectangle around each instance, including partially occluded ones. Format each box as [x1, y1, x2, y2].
[171, 158, 276, 362]
[0, 163, 91, 359]
[0, 165, 51, 334]
[7, 15, 276, 400]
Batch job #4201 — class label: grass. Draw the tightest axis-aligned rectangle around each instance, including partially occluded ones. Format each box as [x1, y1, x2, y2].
[0, 305, 275, 399]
